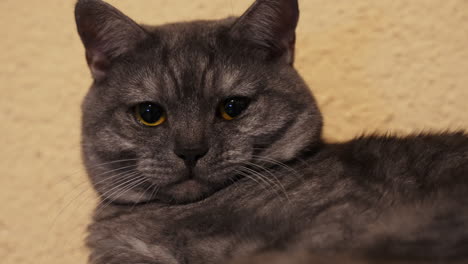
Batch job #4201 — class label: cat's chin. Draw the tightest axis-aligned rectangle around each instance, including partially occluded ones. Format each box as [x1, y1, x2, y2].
[158, 179, 216, 204]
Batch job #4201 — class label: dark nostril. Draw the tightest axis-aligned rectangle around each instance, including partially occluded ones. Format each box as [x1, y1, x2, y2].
[174, 147, 209, 167]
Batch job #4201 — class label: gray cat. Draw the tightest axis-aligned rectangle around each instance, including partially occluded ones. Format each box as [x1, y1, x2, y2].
[74, 0, 468, 263]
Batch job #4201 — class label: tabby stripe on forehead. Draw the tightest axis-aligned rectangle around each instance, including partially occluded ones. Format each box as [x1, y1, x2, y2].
[160, 47, 179, 99]
[167, 62, 181, 98]
[200, 52, 215, 97]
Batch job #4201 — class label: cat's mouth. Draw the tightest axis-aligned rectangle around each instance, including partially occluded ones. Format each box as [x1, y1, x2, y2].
[145, 168, 239, 204]
[158, 177, 214, 204]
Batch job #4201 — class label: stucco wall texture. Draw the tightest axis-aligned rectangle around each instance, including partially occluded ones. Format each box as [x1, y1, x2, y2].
[1, 0, 467, 263]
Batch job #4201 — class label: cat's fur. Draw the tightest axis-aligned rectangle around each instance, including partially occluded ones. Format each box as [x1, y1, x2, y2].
[75, 0, 468, 263]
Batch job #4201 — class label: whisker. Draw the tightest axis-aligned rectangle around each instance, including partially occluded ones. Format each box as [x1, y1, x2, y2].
[49, 169, 140, 230]
[47, 171, 134, 230]
[232, 168, 269, 193]
[252, 147, 309, 168]
[97, 176, 147, 213]
[60, 174, 139, 257]
[239, 165, 278, 190]
[52, 158, 139, 187]
[235, 166, 283, 199]
[243, 160, 290, 202]
[96, 172, 143, 203]
[44, 170, 143, 263]
[52, 166, 139, 212]
[91, 176, 144, 216]
[130, 182, 156, 212]
[251, 154, 304, 182]
[53, 164, 139, 205]
[148, 185, 160, 203]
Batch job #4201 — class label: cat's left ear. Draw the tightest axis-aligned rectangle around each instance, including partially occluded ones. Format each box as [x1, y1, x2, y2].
[230, 0, 299, 65]
[75, 0, 149, 81]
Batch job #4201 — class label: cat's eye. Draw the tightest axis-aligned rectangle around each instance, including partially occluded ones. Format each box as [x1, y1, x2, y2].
[219, 97, 250, 120]
[135, 102, 166, 126]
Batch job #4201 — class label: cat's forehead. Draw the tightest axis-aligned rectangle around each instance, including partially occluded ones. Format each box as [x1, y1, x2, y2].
[148, 19, 233, 48]
[116, 20, 265, 103]
[127, 58, 261, 103]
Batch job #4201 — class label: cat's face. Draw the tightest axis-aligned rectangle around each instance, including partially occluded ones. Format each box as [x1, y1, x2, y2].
[76, 0, 322, 204]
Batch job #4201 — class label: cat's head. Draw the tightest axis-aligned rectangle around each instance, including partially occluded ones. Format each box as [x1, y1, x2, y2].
[75, 0, 322, 204]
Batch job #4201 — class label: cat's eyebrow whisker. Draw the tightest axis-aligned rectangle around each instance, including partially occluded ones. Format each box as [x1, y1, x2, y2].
[242, 160, 290, 203]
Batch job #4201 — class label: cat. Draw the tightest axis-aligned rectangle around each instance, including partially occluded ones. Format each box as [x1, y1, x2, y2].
[74, 0, 468, 263]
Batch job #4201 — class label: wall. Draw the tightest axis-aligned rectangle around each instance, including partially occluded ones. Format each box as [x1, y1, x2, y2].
[1, 0, 467, 263]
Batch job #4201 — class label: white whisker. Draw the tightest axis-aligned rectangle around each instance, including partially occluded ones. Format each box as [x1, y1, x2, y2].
[97, 176, 147, 213]
[235, 166, 283, 199]
[252, 154, 304, 182]
[49, 169, 140, 231]
[243, 160, 290, 202]
[52, 158, 139, 187]
[233, 168, 269, 193]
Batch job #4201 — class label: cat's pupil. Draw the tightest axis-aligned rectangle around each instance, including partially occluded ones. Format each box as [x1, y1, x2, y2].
[139, 102, 163, 123]
[223, 97, 250, 118]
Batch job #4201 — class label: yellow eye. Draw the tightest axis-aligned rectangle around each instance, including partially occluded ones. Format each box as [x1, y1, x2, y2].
[135, 102, 166, 126]
[219, 97, 250, 120]
[220, 105, 234, 120]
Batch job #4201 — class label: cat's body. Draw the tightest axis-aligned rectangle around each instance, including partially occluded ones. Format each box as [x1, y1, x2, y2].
[75, 0, 468, 263]
[87, 134, 468, 263]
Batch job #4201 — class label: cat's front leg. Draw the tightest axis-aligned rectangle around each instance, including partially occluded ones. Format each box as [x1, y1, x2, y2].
[89, 251, 161, 264]
[88, 243, 180, 264]
[87, 225, 181, 264]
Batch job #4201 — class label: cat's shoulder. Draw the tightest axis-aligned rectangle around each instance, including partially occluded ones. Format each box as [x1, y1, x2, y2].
[334, 131, 468, 159]
[323, 131, 468, 189]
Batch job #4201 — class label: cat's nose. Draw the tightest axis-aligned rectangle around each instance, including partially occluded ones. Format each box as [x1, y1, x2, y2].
[174, 146, 209, 168]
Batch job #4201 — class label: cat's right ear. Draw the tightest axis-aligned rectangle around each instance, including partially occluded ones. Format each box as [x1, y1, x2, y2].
[75, 0, 149, 81]
[230, 0, 299, 65]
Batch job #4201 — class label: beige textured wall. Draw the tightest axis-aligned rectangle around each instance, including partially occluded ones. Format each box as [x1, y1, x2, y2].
[1, 0, 467, 263]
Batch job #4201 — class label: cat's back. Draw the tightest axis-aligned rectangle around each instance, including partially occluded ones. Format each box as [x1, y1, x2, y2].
[332, 132, 468, 195]
[293, 132, 468, 259]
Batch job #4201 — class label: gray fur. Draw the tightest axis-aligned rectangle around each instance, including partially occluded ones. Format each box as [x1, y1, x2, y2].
[75, 0, 468, 263]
